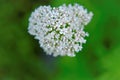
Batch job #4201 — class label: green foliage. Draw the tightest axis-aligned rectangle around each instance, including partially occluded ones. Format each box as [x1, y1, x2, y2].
[0, 0, 120, 80]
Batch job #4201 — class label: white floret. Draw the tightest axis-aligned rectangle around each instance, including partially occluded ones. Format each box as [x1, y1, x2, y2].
[28, 3, 93, 57]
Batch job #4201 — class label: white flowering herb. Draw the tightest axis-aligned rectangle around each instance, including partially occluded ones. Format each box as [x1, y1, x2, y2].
[28, 3, 93, 57]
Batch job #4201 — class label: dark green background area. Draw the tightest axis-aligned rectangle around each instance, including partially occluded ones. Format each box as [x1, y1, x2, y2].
[0, 0, 120, 80]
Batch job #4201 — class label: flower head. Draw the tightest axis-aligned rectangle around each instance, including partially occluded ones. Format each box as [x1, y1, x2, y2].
[28, 3, 93, 57]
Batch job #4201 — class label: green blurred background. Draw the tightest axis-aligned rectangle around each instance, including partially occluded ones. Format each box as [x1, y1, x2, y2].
[0, 0, 120, 80]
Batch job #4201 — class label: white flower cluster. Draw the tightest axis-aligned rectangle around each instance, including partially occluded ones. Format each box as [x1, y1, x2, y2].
[28, 4, 93, 57]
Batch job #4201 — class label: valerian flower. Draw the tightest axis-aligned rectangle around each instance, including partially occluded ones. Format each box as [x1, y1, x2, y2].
[28, 3, 93, 57]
